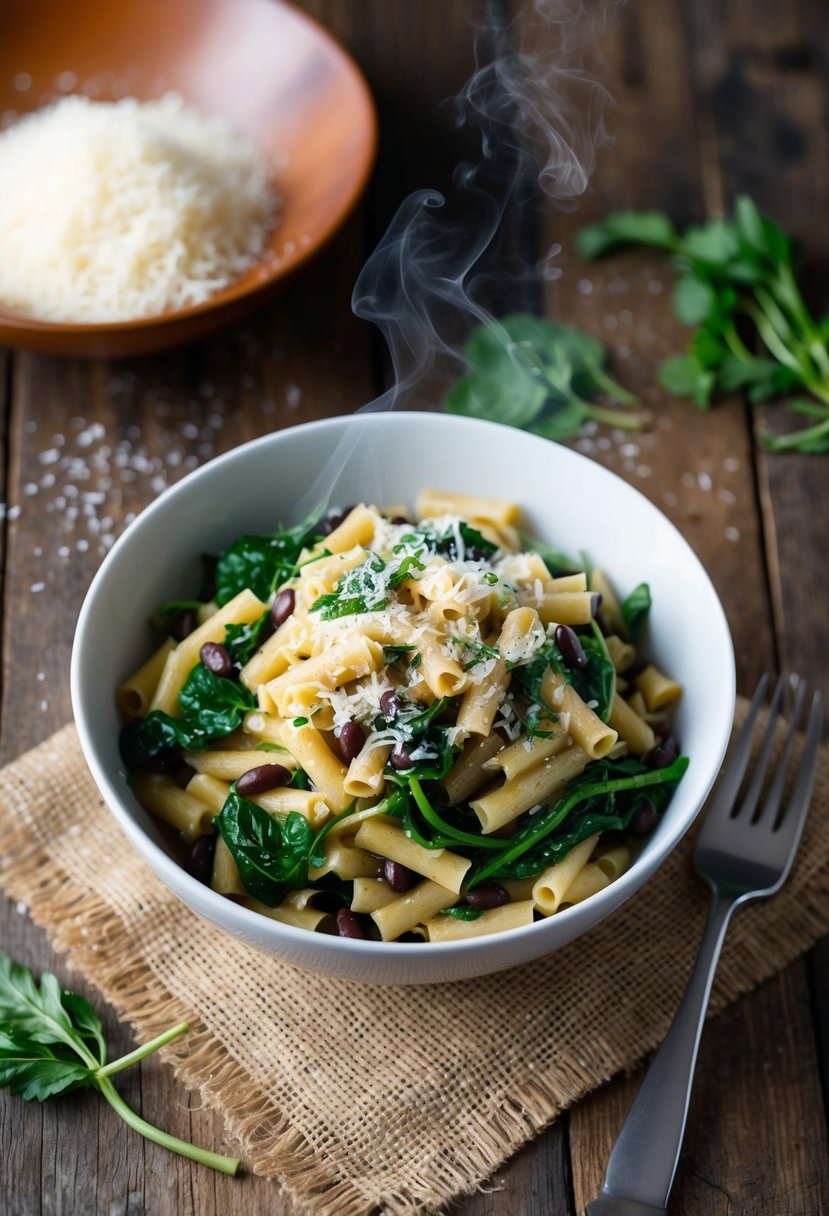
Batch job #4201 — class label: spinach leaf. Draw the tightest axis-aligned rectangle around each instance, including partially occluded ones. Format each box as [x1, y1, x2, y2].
[441, 906, 485, 921]
[214, 510, 320, 606]
[622, 583, 651, 642]
[119, 664, 255, 769]
[518, 532, 578, 577]
[214, 789, 313, 905]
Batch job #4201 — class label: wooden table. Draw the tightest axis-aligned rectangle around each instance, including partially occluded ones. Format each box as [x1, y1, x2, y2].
[2, 2, 827, 1212]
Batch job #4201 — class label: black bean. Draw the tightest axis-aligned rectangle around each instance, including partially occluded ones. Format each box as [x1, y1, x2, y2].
[380, 690, 405, 720]
[630, 799, 659, 837]
[337, 721, 365, 763]
[236, 763, 291, 796]
[554, 624, 588, 669]
[465, 882, 510, 910]
[270, 587, 295, 629]
[200, 641, 233, 678]
[391, 515, 409, 525]
[185, 835, 215, 885]
[171, 608, 197, 642]
[390, 747, 413, 771]
[335, 908, 367, 939]
[382, 858, 412, 893]
[648, 736, 679, 770]
[591, 593, 603, 618]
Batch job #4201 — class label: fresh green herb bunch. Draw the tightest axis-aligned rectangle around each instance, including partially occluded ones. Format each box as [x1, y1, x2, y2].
[0, 954, 239, 1174]
[446, 311, 641, 439]
[578, 196, 829, 453]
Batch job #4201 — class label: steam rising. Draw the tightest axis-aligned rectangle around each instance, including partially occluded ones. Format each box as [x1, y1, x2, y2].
[296, 0, 618, 514]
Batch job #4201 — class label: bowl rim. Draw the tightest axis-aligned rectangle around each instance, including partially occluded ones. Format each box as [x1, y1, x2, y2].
[71, 411, 736, 962]
[0, 0, 378, 338]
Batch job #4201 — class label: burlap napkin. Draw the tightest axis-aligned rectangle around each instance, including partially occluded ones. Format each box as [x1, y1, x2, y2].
[0, 698, 826, 1216]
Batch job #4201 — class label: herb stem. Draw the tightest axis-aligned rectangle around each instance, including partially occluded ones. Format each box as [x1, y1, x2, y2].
[590, 366, 639, 408]
[583, 403, 642, 430]
[723, 322, 753, 364]
[469, 756, 690, 887]
[743, 301, 805, 374]
[407, 775, 503, 850]
[95, 1075, 240, 1175]
[764, 414, 829, 451]
[95, 1022, 190, 1078]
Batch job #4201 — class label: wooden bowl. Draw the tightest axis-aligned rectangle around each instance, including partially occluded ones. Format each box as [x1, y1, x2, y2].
[0, 0, 377, 357]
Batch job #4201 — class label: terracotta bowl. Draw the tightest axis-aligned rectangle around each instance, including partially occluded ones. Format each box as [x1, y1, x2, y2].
[0, 0, 377, 357]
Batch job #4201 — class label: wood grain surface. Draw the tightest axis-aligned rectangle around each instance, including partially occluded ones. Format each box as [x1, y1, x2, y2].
[0, 2, 827, 1213]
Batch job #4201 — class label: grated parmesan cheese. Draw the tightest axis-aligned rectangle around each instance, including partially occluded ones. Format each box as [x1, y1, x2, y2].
[0, 93, 278, 322]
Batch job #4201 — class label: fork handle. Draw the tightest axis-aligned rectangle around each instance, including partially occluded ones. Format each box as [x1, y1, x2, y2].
[586, 889, 741, 1216]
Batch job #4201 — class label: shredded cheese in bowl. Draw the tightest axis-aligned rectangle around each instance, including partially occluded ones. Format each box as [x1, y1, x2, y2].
[0, 93, 279, 323]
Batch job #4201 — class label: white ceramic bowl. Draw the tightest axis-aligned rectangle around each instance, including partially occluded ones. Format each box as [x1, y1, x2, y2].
[71, 412, 735, 984]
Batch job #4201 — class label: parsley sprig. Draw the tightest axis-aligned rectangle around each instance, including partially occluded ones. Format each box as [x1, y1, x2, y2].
[0, 953, 239, 1174]
[578, 195, 829, 452]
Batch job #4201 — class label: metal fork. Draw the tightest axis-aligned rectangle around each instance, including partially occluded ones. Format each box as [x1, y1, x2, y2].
[586, 672, 823, 1216]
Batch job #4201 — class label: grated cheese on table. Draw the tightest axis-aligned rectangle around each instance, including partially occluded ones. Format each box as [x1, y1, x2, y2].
[0, 93, 278, 322]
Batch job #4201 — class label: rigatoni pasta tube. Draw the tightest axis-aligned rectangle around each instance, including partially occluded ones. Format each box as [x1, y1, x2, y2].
[117, 638, 174, 719]
[131, 773, 214, 841]
[354, 817, 471, 894]
[424, 900, 535, 941]
[416, 488, 519, 526]
[309, 839, 382, 881]
[635, 664, 683, 712]
[470, 744, 589, 834]
[345, 741, 392, 798]
[485, 718, 569, 781]
[274, 719, 351, 812]
[608, 692, 656, 756]
[183, 749, 298, 780]
[211, 836, 247, 896]
[532, 835, 598, 914]
[351, 877, 399, 914]
[441, 732, 506, 805]
[540, 670, 617, 760]
[456, 608, 539, 738]
[558, 862, 610, 907]
[371, 879, 458, 941]
[264, 635, 384, 715]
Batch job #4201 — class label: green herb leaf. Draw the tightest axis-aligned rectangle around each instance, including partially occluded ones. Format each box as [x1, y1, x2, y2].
[576, 211, 678, 259]
[214, 509, 320, 606]
[119, 663, 256, 769]
[214, 790, 313, 905]
[446, 313, 639, 441]
[441, 906, 485, 921]
[673, 277, 716, 326]
[658, 355, 716, 408]
[579, 197, 829, 452]
[0, 953, 239, 1174]
[621, 582, 651, 642]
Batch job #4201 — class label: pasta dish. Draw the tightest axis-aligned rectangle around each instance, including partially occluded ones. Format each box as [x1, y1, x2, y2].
[117, 490, 687, 943]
